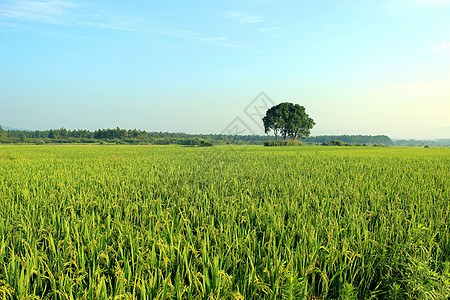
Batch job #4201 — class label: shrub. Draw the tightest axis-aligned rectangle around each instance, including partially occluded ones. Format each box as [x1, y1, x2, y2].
[321, 140, 350, 146]
[34, 139, 46, 145]
[264, 140, 304, 147]
[198, 140, 213, 147]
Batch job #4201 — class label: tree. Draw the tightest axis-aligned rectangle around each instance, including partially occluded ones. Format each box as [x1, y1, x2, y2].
[263, 102, 315, 140]
[48, 129, 59, 139]
[20, 134, 27, 143]
[0, 125, 6, 138]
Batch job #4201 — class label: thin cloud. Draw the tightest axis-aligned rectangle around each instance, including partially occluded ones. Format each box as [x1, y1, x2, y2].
[380, 0, 450, 15]
[415, 0, 450, 6]
[426, 42, 450, 55]
[0, 0, 138, 31]
[226, 11, 263, 24]
[258, 26, 280, 32]
[0, 20, 85, 38]
[80, 21, 136, 32]
[152, 29, 243, 49]
[199, 36, 242, 48]
[0, 0, 80, 24]
[0, 1, 242, 49]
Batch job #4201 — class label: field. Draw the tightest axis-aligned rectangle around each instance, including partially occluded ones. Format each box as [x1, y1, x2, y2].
[0, 145, 449, 299]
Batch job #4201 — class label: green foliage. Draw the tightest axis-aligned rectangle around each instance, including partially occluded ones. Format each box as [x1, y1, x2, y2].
[0, 125, 6, 138]
[321, 140, 351, 146]
[33, 139, 46, 145]
[307, 135, 393, 146]
[340, 283, 357, 300]
[264, 140, 304, 146]
[263, 102, 315, 140]
[321, 140, 388, 147]
[198, 140, 213, 147]
[395, 139, 450, 147]
[0, 145, 449, 299]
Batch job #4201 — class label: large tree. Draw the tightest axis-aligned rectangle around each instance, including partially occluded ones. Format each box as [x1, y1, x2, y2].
[262, 102, 315, 140]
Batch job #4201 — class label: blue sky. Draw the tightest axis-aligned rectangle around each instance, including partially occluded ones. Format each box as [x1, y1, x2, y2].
[1, 0, 449, 139]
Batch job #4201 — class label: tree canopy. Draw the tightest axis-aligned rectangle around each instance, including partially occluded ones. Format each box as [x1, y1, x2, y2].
[0, 125, 5, 138]
[262, 102, 315, 140]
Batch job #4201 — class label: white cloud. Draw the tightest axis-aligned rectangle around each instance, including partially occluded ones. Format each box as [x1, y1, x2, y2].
[0, 1, 138, 31]
[225, 11, 263, 24]
[164, 30, 243, 48]
[199, 36, 242, 48]
[426, 42, 450, 55]
[0, 1, 242, 49]
[0, 0, 79, 24]
[258, 26, 280, 32]
[138, 29, 243, 49]
[80, 21, 133, 32]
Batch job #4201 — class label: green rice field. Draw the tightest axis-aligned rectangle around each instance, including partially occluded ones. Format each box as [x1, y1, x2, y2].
[0, 145, 449, 299]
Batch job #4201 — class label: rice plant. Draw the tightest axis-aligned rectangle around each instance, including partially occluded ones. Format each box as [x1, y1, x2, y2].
[0, 145, 449, 299]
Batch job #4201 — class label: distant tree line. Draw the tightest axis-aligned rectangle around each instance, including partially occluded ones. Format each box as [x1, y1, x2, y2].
[0, 125, 394, 146]
[305, 135, 393, 146]
[393, 139, 450, 147]
[0, 126, 270, 145]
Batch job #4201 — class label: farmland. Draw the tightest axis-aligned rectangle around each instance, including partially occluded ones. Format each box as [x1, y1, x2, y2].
[0, 145, 449, 299]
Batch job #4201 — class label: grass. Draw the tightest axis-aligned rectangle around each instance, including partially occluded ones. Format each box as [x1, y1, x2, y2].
[0, 145, 449, 299]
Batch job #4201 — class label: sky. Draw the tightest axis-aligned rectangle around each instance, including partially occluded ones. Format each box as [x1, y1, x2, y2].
[1, 0, 449, 139]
